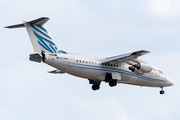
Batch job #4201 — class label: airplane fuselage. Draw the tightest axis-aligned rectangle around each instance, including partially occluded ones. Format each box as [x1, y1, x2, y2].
[45, 53, 172, 88]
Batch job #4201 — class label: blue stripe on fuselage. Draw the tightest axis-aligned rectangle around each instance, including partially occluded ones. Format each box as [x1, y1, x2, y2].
[61, 60, 167, 83]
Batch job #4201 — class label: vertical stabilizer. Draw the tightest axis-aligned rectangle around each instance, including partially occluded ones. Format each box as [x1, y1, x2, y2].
[5, 17, 59, 54]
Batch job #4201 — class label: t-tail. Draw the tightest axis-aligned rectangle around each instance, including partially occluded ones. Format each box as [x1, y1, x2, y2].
[5, 17, 67, 54]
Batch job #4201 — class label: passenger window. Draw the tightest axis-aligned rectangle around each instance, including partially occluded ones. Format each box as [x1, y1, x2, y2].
[76, 60, 78, 62]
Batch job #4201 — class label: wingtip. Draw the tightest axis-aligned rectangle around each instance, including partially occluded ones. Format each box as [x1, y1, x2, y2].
[141, 50, 150, 53]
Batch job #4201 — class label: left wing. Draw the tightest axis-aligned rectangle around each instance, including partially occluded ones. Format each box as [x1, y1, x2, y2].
[102, 50, 149, 63]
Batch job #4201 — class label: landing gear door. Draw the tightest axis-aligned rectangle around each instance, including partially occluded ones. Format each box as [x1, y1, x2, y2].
[111, 72, 121, 80]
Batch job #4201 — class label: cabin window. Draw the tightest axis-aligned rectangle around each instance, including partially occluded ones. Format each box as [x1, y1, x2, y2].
[76, 60, 78, 62]
[83, 61, 84, 63]
[89, 61, 91, 64]
[80, 60, 81, 62]
[86, 61, 88, 63]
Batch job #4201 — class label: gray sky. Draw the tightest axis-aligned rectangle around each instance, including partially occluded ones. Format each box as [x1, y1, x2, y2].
[0, 0, 180, 120]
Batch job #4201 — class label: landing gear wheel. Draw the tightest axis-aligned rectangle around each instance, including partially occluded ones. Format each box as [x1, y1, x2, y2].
[109, 81, 114, 87]
[109, 80, 117, 87]
[113, 80, 117, 86]
[92, 84, 100, 91]
[160, 90, 165, 95]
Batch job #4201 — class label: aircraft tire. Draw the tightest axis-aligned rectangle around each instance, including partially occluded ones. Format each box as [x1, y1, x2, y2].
[113, 80, 117, 86]
[160, 90, 165, 95]
[109, 81, 113, 87]
[92, 84, 100, 90]
[109, 80, 117, 87]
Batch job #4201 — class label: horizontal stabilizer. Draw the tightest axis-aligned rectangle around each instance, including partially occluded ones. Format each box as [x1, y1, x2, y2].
[5, 17, 49, 29]
[5, 23, 25, 29]
[48, 70, 65, 74]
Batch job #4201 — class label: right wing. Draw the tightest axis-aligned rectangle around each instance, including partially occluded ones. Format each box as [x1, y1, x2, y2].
[101, 50, 152, 75]
[102, 50, 150, 64]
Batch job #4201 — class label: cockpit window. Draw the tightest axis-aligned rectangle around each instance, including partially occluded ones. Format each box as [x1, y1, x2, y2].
[159, 70, 163, 74]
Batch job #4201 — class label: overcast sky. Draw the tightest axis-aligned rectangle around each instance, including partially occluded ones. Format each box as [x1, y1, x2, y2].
[0, 0, 180, 120]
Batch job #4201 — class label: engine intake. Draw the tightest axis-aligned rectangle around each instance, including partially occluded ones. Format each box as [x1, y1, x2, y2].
[129, 66, 143, 75]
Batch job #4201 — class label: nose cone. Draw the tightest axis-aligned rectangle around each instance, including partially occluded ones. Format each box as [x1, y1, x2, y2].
[166, 77, 174, 86]
[168, 80, 174, 86]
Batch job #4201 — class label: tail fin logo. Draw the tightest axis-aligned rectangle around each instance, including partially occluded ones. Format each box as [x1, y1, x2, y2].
[31, 23, 58, 54]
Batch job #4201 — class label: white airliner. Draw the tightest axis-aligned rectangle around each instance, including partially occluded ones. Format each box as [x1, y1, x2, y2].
[5, 17, 173, 94]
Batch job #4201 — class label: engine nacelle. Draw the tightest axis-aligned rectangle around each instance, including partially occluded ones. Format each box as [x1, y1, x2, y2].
[134, 63, 152, 73]
[129, 66, 144, 75]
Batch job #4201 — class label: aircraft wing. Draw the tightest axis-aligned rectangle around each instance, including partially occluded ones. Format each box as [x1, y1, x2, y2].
[102, 50, 150, 63]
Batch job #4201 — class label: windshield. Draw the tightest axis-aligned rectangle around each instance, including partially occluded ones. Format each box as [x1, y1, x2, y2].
[159, 70, 163, 74]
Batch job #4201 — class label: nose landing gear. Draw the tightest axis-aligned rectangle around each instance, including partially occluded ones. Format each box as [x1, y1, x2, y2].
[160, 87, 165, 95]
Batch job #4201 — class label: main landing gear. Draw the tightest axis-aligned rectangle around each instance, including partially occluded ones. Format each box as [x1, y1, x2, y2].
[88, 80, 101, 91]
[91, 80, 117, 91]
[109, 80, 117, 87]
[92, 83, 100, 91]
[160, 87, 165, 95]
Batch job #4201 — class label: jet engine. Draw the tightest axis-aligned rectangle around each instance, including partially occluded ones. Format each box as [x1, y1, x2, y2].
[134, 63, 152, 73]
[129, 65, 143, 75]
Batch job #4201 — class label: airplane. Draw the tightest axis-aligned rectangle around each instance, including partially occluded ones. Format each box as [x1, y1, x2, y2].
[5, 17, 174, 94]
